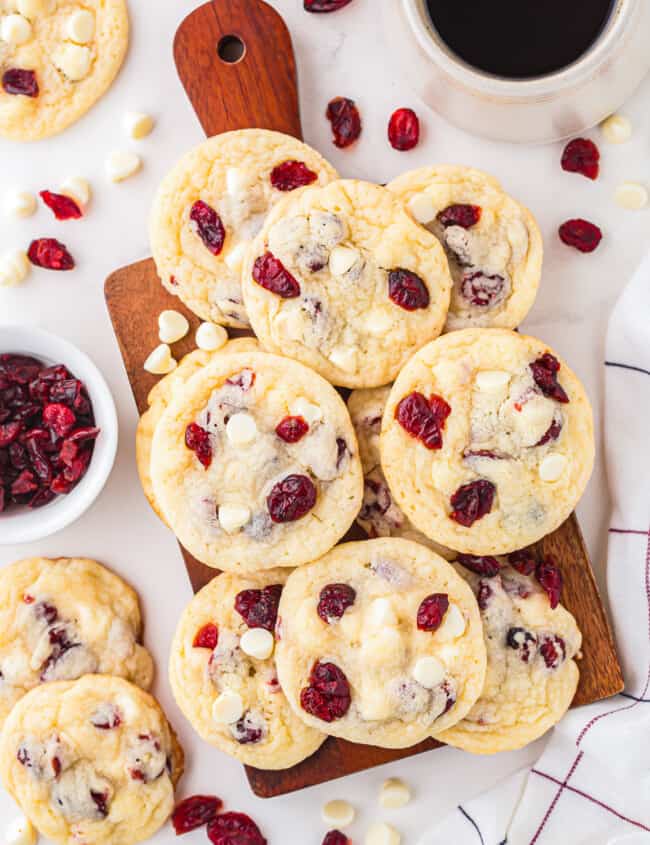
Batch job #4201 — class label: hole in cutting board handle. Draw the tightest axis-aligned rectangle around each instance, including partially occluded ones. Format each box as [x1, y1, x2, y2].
[217, 34, 246, 64]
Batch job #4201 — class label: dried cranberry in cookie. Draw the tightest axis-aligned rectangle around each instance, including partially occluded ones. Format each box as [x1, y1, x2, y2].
[388, 166, 543, 330]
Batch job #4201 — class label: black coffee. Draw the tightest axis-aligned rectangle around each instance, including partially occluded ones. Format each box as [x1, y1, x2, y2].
[425, 0, 616, 79]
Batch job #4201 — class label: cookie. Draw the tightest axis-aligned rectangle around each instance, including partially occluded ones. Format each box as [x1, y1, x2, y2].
[149, 130, 338, 327]
[0, 0, 128, 141]
[275, 538, 486, 748]
[435, 552, 581, 753]
[241, 179, 452, 388]
[381, 329, 594, 555]
[388, 166, 542, 331]
[0, 557, 154, 729]
[150, 347, 363, 572]
[169, 569, 325, 769]
[347, 387, 453, 560]
[0, 675, 183, 845]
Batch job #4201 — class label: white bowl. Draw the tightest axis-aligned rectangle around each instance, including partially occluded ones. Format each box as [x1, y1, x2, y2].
[0, 326, 118, 544]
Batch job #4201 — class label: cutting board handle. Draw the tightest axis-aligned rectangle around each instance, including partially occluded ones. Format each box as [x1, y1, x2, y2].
[174, 0, 303, 140]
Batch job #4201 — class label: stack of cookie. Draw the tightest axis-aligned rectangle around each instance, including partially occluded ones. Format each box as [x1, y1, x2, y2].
[137, 129, 594, 770]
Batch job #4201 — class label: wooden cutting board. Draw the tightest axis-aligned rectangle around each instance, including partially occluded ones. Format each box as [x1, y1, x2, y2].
[104, 0, 623, 798]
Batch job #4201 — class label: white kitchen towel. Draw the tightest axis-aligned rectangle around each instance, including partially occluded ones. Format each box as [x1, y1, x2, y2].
[420, 251, 650, 845]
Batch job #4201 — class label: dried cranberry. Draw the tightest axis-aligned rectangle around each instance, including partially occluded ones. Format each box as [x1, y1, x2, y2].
[438, 204, 482, 229]
[232, 712, 263, 744]
[416, 593, 449, 631]
[267, 474, 316, 523]
[207, 812, 267, 845]
[185, 422, 212, 468]
[388, 107, 420, 151]
[450, 479, 495, 526]
[28, 238, 75, 271]
[40, 191, 82, 221]
[506, 627, 537, 663]
[387, 268, 430, 310]
[275, 415, 309, 443]
[11, 469, 37, 496]
[336, 438, 348, 469]
[395, 391, 451, 450]
[326, 97, 362, 148]
[189, 201, 225, 256]
[535, 557, 563, 609]
[270, 160, 318, 191]
[193, 623, 219, 649]
[508, 550, 536, 576]
[300, 660, 351, 722]
[172, 795, 223, 835]
[539, 635, 566, 669]
[252, 252, 300, 298]
[317, 583, 356, 623]
[235, 584, 282, 631]
[0, 422, 22, 447]
[43, 403, 76, 437]
[304, 0, 352, 10]
[535, 418, 562, 446]
[226, 369, 255, 390]
[322, 833, 349, 845]
[91, 790, 110, 818]
[530, 354, 569, 403]
[561, 138, 600, 180]
[2, 68, 38, 97]
[461, 271, 505, 308]
[457, 554, 500, 577]
[558, 219, 602, 253]
[477, 581, 492, 610]
[91, 706, 122, 730]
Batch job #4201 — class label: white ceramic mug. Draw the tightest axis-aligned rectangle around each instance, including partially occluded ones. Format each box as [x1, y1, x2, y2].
[383, 0, 650, 143]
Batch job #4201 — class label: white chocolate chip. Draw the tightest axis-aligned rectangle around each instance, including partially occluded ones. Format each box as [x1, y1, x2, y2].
[240, 628, 274, 660]
[226, 412, 257, 445]
[65, 8, 94, 43]
[16, 0, 52, 16]
[289, 397, 322, 425]
[158, 309, 189, 344]
[4, 815, 37, 845]
[379, 778, 411, 809]
[54, 43, 92, 81]
[365, 821, 401, 845]
[275, 307, 305, 341]
[539, 453, 567, 482]
[601, 114, 632, 144]
[367, 597, 397, 627]
[143, 344, 176, 375]
[364, 307, 393, 336]
[1, 13, 32, 44]
[224, 241, 249, 273]
[212, 690, 244, 724]
[408, 192, 436, 224]
[435, 602, 466, 642]
[226, 167, 254, 196]
[59, 176, 90, 207]
[329, 245, 360, 276]
[4, 190, 36, 219]
[328, 346, 357, 373]
[196, 321, 227, 351]
[0, 249, 30, 287]
[218, 504, 251, 534]
[614, 182, 648, 211]
[475, 369, 510, 391]
[322, 799, 355, 828]
[123, 110, 154, 140]
[412, 655, 445, 689]
[105, 151, 142, 183]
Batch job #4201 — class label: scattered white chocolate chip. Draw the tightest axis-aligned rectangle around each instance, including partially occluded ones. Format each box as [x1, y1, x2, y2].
[59, 176, 90, 208]
[1, 13, 32, 44]
[240, 628, 274, 660]
[614, 182, 648, 211]
[224, 241, 249, 273]
[143, 344, 176, 375]
[539, 453, 567, 482]
[407, 192, 436, 225]
[367, 597, 397, 627]
[123, 110, 155, 140]
[435, 602, 466, 642]
[329, 245, 360, 276]
[601, 114, 632, 144]
[225, 412, 257, 446]
[4, 190, 36, 219]
[379, 778, 411, 809]
[475, 369, 510, 391]
[196, 321, 227, 351]
[365, 821, 401, 845]
[65, 8, 95, 43]
[17, 0, 51, 16]
[158, 309, 189, 344]
[275, 307, 305, 342]
[105, 151, 142, 183]
[322, 799, 355, 828]
[328, 346, 357, 373]
[0, 249, 30, 288]
[54, 43, 92, 81]
[4, 815, 37, 845]
[226, 167, 254, 196]
[212, 690, 244, 724]
[218, 504, 251, 534]
[364, 308, 393, 336]
[289, 397, 322, 425]
[412, 655, 445, 689]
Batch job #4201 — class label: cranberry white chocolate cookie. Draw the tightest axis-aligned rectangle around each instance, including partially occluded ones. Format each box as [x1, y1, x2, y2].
[0, 0, 129, 141]
[388, 166, 543, 331]
[150, 348, 363, 572]
[0, 675, 183, 845]
[241, 179, 453, 388]
[275, 538, 486, 748]
[0, 557, 154, 728]
[381, 329, 594, 555]
[435, 551, 581, 753]
[149, 130, 338, 327]
[169, 570, 325, 769]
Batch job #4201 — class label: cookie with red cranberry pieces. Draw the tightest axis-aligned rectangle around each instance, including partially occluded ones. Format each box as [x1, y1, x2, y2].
[381, 329, 594, 555]
[241, 179, 452, 388]
[0, 675, 183, 845]
[388, 166, 543, 331]
[274, 538, 486, 747]
[169, 569, 325, 769]
[149, 130, 338, 328]
[150, 347, 363, 572]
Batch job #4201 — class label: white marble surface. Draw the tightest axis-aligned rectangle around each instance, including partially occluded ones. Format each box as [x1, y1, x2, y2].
[1, 1, 648, 841]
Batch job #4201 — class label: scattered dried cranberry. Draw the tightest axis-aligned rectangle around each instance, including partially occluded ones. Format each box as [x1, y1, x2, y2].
[232, 712, 263, 744]
[40, 190, 82, 221]
[91, 790, 110, 818]
[300, 660, 351, 722]
[91, 706, 122, 730]
[506, 627, 537, 663]
[530, 353, 569, 403]
[539, 635, 566, 669]
[226, 369, 256, 391]
[185, 422, 212, 468]
[304, 0, 352, 10]
[558, 219, 602, 253]
[388, 107, 420, 151]
[234, 584, 282, 631]
[457, 554, 500, 577]
[535, 418, 562, 446]
[450, 479, 495, 526]
[395, 391, 451, 450]
[28, 238, 75, 271]
[193, 623, 219, 649]
[508, 550, 536, 576]
[275, 415, 309, 443]
[561, 138, 600, 180]
[477, 581, 492, 610]
[461, 271, 505, 308]
[317, 583, 356, 623]
[252, 252, 300, 298]
[172, 795, 223, 835]
[417, 593, 449, 631]
[267, 474, 316, 523]
[207, 811, 267, 845]
[535, 556, 563, 609]
[322, 833, 349, 845]
[388, 268, 430, 310]
[326, 97, 362, 149]
[2, 68, 38, 97]
[270, 160, 318, 191]
[438, 204, 481, 229]
[189, 201, 225, 256]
